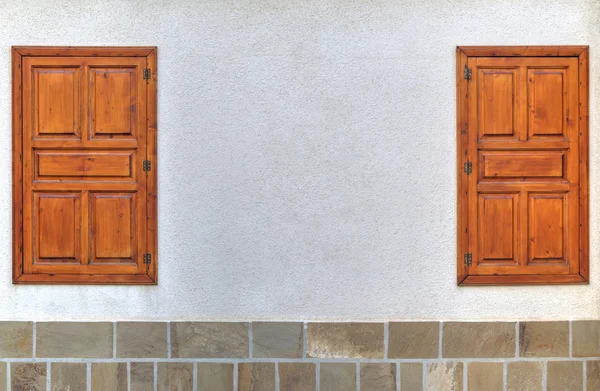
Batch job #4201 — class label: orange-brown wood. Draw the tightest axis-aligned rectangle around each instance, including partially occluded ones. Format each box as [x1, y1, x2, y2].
[457, 46, 588, 286]
[12, 46, 157, 284]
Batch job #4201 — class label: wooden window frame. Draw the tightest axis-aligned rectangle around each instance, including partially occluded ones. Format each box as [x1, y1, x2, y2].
[456, 46, 589, 286]
[12, 46, 158, 284]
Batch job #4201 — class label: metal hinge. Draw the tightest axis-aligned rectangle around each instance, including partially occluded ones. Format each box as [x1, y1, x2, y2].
[464, 161, 472, 175]
[143, 68, 151, 81]
[143, 160, 151, 171]
[464, 66, 472, 81]
[464, 253, 472, 266]
[143, 253, 151, 265]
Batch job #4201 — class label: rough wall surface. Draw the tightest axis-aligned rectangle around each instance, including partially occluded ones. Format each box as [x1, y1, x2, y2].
[0, 0, 598, 320]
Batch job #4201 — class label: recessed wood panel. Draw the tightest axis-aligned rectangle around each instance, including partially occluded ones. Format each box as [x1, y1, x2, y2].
[528, 69, 566, 138]
[36, 151, 133, 179]
[528, 194, 567, 263]
[480, 151, 564, 179]
[33, 67, 80, 137]
[478, 69, 517, 138]
[34, 193, 81, 263]
[90, 193, 136, 263]
[478, 194, 518, 263]
[90, 68, 136, 137]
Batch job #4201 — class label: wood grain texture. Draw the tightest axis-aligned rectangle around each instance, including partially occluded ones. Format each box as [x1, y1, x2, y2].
[12, 46, 157, 284]
[456, 46, 588, 286]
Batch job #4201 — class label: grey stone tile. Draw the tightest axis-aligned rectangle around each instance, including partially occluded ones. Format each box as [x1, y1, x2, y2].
[157, 363, 193, 391]
[547, 361, 583, 391]
[360, 363, 396, 391]
[426, 362, 463, 391]
[252, 322, 302, 358]
[117, 322, 168, 358]
[51, 363, 86, 391]
[11, 363, 46, 391]
[389, 322, 438, 358]
[507, 362, 542, 391]
[131, 362, 154, 391]
[197, 363, 233, 391]
[37, 322, 112, 358]
[443, 322, 515, 358]
[171, 322, 248, 358]
[320, 363, 356, 391]
[400, 363, 422, 391]
[0, 322, 33, 358]
[519, 322, 569, 357]
[278, 363, 315, 390]
[572, 320, 600, 357]
[307, 323, 384, 358]
[238, 363, 275, 391]
[91, 363, 127, 391]
[468, 362, 503, 391]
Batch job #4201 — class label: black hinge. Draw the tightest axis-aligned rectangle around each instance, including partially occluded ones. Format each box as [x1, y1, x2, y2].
[464, 161, 472, 175]
[464, 253, 472, 266]
[143, 160, 151, 171]
[143, 68, 151, 81]
[143, 253, 151, 265]
[464, 66, 472, 81]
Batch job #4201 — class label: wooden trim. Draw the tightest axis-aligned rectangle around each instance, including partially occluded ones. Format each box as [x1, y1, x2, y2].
[12, 47, 23, 282]
[456, 47, 469, 285]
[12, 46, 156, 57]
[146, 48, 158, 284]
[578, 47, 590, 282]
[14, 273, 157, 285]
[458, 46, 588, 57]
[461, 274, 588, 286]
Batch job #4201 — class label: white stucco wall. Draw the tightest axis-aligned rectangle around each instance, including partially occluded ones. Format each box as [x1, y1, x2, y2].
[0, 0, 598, 321]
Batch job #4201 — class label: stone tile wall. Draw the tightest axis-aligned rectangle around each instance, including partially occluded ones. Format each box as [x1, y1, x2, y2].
[0, 321, 597, 390]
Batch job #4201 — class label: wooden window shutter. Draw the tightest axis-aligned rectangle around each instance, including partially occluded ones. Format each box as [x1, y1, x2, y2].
[456, 46, 589, 285]
[12, 46, 158, 284]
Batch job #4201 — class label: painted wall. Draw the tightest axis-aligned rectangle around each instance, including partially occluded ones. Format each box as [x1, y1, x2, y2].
[0, 0, 598, 321]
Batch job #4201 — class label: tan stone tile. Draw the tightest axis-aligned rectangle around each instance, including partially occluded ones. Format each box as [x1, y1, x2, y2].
[547, 361, 583, 391]
[389, 322, 438, 358]
[252, 322, 302, 358]
[0, 322, 33, 358]
[360, 363, 396, 391]
[238, 363, 275, 391]
[52, 363, 86, 391]
[11, 363, 46, 391]
[320, 363, 356, 391]
[443, 322, 515, 358]
[197, 363, 233, 391]
[279, 363, 315, 390]
[572, 320, 600, 357]
[426, 362, 463, 391]
[117, 322, 168, 358]
[171, 322, 248, 358]
[0, 362, 6, 391]
[587, 361, 600, 390]
[91, 363, 127, 391]
[400, 363, 422, 391]
[507, 361, 542, 391]
[519, 322, 569, 357]
[157, 363, 193, 391]
[37, 322, 112, 358]
[307, 323, 384, 358]
[467, 362, 503, 391]
[131, 362, 154, 391]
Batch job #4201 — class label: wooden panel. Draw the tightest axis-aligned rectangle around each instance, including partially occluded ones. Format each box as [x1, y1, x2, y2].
[477, 194, 518, 263]
[34, 193, 81, 263]
[528, 69, 566, 137]
[90, 193, 136, 264]
[90, 68, 136, 137]
[36, 150, 134, 179]
[477, 68, 517, 138]
[528, 194, 567, 263]
[33, 67, 80, 137]
[480, 151, 564, 179]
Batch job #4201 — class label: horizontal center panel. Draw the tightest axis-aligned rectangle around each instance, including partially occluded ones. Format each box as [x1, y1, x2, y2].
[477, 140, 571, 150]
[478, 150, 567, 181]
[33, 149, 140, 182]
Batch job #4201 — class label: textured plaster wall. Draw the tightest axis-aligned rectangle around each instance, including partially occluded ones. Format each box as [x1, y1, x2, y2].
[0, 0, 598, 321]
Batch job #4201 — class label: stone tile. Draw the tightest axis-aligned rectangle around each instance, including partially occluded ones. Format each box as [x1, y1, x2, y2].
[197, 363, 233, 391]
[587, 361, 600, 390]
[307, 323, 384, 358]
[171, 322, 248, 358]
[320, 363, 356, 391]
[37, 322, 112, 358]
[238, 363, 275, 391]
[467, 362, 503, 391]
[547, 361, 583, 391]
[252, 322, 302, 358]
[158, 363, 193, 391]
[426, 362, 463, 391]
[11, 363, 46, 391]
[279, 363, 316, 390]
[572, 320, 600, 357]
[52, 363, 86, 391]
[519, 322, 569, 357]
[389, 322, 439, 358]
[442, 322, 515, 358]
[0, 322, 33, 358]
[0, 362, 6, 391]
[91, 363, 127, 391]
[507, 362, 542, 391]
[131, 362, 154, 391]
[360, 363, 396, 391]
[400, 363, 422, 391]
[117, 322, 168, 358]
